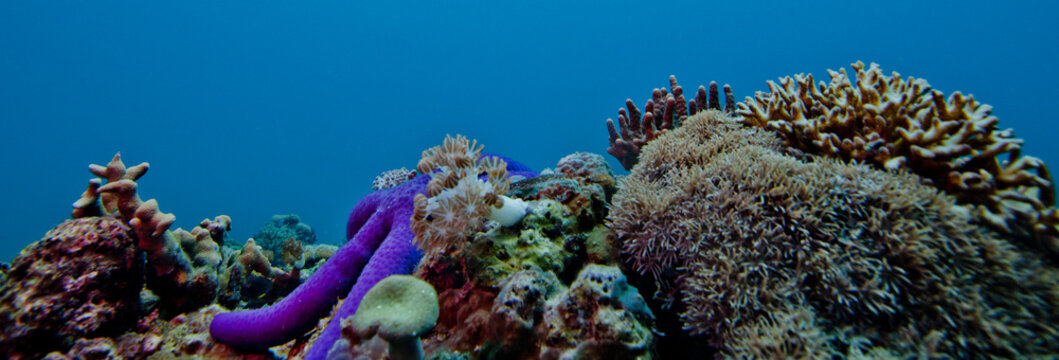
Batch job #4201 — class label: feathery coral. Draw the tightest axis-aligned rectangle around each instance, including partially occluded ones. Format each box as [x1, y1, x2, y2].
[412, 134, 513, 254]
[736, 61, 1057, 256]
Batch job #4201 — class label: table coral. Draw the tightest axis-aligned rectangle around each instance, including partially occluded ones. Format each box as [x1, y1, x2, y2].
[208, 140, 536, 359]
[608, 110, 1059, 357]
[736, 61, 1058, 256]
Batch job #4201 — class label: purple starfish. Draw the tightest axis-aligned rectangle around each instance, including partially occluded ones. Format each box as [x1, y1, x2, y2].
[209, 155, 536, 359]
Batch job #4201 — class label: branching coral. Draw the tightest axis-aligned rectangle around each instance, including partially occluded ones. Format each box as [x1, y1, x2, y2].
[70, 153, 224, 314]
[411, 135, 516, 254]
[608, 110, 1059, 357]
[606, 76, 735, 170]
[736, 61, 1058, 256]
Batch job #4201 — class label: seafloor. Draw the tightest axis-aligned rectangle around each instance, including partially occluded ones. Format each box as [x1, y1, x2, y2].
[2, 62, 1057, 359]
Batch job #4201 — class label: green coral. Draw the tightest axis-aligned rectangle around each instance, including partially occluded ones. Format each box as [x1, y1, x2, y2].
[468, 199, 576, 286]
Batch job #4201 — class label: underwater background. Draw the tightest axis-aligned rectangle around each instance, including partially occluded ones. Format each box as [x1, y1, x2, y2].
[2, 0, 1057, 261]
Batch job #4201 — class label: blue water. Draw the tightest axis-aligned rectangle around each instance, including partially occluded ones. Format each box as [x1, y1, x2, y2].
[2, 1, 1056, 261]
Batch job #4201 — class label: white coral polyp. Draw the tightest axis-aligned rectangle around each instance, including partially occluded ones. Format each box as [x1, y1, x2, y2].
[489, 195, 528, 227]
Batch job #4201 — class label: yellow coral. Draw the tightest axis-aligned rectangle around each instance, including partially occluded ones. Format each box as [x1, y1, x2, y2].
[737, 61, 1057, 255]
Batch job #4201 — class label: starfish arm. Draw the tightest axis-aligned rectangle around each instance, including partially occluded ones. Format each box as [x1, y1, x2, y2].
[209, 209, 391, 350]
[303, 210, 421, 359]
[346, 190, 384, 240]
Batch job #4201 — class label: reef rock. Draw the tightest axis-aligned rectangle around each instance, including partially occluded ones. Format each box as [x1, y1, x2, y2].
[0, 216, 145, 359]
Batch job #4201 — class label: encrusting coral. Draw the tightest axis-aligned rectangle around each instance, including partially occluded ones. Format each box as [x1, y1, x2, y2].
[736, 61, 1058, 257]
[606, 76, 736, 170]
[608, 110, 1059, 357]
[539, 264, 654, 359]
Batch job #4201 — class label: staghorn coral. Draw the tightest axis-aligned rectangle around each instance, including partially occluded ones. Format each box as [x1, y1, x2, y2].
[411, 135, 516, 254]
[0, 217, 145, 359]
[608, 110, 1059, 357]
[736, 61, 1058, 256]
[606, 76, 735, 170]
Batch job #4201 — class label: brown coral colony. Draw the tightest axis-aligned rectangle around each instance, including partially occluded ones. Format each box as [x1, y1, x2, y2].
[606, 76, 735, 171]
[736, 61, 1058, 256]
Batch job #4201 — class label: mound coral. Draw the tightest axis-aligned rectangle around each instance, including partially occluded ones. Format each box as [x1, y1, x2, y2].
[736, 61, 1058, 256]
[608, 110, 1059, 357]
[606, 76, 735, 170]
[347, 275, 439, 360]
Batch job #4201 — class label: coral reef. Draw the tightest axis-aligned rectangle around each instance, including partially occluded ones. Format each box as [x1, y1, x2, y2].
[411, 135, 518, 255]
[736, 61, 1058, 256]
[606, 76, 735, 170]
[44, 305, 279, 359]
[608, 110, 1059, 357]
[215, 238, 308, 310]
[209, 142, 536, 359]
[72, 153, 226, 314]
[249, 214, 317, 259]
[538, 264, 654, 359]
[0, 216, 145, 359]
